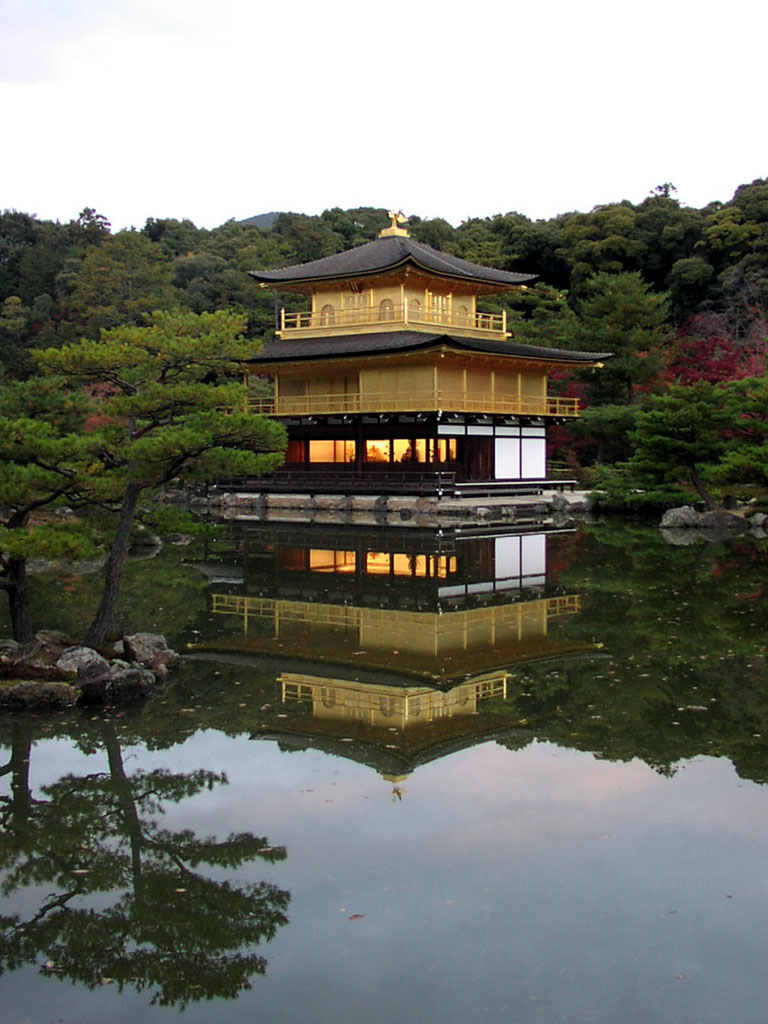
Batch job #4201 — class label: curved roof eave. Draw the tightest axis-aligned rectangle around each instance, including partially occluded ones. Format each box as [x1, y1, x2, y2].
[246, 331, 613, 366]
[248, 235, 538, 291]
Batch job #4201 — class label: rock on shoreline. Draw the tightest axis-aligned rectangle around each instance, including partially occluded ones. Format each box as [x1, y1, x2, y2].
[660, 505, 751, 533]
[0, 632, 179, 711]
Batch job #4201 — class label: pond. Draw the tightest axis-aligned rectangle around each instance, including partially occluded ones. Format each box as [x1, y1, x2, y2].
[1, 519, 768, 1023]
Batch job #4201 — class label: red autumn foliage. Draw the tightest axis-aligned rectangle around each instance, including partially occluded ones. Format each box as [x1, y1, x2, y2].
[664, 314, 766, 385]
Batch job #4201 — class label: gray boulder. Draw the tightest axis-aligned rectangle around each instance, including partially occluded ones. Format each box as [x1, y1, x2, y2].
[698, 510, 748, 533]
[750, 512, 768, 529]
[118, 633, 180, 672]
[0, 639, 21, 660]
[660, 506, 700, 528]
[106, 666, 158, 702]
[56, 646, 111, 675]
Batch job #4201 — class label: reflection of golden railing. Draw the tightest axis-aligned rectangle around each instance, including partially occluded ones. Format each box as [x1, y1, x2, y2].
[211, 595, 581, 632]
[247, 390, 579, 418]
[546, 595, 581, 617]
[279, 669, 511, 723]
[280, 303, 506, 337]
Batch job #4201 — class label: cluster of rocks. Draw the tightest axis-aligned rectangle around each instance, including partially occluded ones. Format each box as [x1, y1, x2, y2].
[660, 506, 767, 544]
[0, 632, 179, 711]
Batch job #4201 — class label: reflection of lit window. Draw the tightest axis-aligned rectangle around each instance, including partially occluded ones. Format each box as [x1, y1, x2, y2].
[366, 552, 391, 574]
[309, 440, 355, 462]
[309, 549, 356, 573]
[391, 553, 427, 576]
[365, 440, 390, 462]
[321, 687, 336, 708]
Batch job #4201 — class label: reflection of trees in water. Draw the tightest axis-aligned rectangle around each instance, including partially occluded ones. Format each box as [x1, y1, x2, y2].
[0, 719, 290, 1007]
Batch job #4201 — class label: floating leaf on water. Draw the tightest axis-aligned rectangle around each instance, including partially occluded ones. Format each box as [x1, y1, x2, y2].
[348, 914, 365, 921]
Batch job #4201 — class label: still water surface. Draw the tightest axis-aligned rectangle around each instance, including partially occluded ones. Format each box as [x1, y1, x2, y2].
[2, 520, 767, 1023]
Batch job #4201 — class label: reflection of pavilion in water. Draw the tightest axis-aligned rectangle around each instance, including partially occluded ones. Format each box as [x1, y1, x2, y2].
[202, 524, 597, 781]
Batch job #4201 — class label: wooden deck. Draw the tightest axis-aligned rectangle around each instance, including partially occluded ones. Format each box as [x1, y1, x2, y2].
[213, 470, 577, 498]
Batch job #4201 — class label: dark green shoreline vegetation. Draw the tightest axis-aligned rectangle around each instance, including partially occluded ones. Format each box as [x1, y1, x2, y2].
[2, 185, 766, 514]
[0, 182, 767, 655]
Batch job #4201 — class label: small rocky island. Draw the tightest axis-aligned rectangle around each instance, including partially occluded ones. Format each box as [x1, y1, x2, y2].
[0, 632, 179, 710]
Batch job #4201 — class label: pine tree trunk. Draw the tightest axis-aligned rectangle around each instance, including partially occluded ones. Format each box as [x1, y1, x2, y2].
[6, 558, 33, 645]
[689, 464, 715, 510]
[103, 721, 143, 883]
[84, 482, 143, 649]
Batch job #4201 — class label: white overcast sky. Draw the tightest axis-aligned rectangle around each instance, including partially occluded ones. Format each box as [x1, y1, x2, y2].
[1, 0, 765, 231]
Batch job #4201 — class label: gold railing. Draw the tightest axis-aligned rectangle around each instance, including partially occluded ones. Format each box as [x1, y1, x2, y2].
[280, 303, 506, 337]
[546, 595, 581, 617]
[247, 390, 579, 418]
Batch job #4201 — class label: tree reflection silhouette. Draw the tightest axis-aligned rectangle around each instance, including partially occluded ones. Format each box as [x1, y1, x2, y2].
[0, 719, 289, 1007]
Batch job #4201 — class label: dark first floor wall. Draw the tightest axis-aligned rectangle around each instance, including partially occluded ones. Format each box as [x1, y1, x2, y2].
[278, 416, 547, 482]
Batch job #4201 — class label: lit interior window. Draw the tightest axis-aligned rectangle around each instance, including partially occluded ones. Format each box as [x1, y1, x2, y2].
[365, 440, 390, 462]
[437, 438, 457, 461]
[308, 440, 355, 463]
[392, 439, 427, 462]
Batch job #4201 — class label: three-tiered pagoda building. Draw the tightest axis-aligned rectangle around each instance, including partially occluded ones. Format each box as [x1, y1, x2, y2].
[247, 214, 608, 496]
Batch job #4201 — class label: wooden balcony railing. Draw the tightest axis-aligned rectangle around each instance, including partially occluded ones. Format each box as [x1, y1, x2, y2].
[247, 390, 579, 418]
[280, 303, 507, 337]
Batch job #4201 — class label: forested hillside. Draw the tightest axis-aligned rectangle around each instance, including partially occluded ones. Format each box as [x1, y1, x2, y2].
[1, 181, 766, 508]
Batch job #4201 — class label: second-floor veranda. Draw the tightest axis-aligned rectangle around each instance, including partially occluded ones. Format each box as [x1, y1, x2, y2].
[278, 301, 508, 340]
[247, 387, 579, 419]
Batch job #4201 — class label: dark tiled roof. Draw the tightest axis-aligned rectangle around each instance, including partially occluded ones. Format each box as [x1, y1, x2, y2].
[248, 235, 537, 289]
[248, 331, 611, 365]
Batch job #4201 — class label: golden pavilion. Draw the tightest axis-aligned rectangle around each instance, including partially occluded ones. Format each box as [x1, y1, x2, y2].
[247, 213, 608, 496]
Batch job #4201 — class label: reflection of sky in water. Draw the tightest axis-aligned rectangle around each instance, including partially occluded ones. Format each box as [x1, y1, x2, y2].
[11, 729, 768, 1024]
[4, 525, 768, 1023]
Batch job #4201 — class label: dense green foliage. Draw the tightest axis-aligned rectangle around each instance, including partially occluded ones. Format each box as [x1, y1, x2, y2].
[0, 311, 286, 643]
[1, 181, 767, 519]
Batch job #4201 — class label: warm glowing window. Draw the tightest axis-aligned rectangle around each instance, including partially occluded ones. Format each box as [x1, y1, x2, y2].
[409, 298, 422, 319]
[366, 552, 391, 574]
[392, 438, 427, 462]
[365, 439, 390, 462]
[308, 440, 356, 463]
[379, 298, 395, 321]
[456, 304, 469, 325]
[309, 549, 356, 573]
[320, 304, 335, 325]
[429, 438, 457, 462]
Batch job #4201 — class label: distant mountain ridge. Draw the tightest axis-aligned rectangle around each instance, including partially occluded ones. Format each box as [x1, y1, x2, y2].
[238, 212, 281, 229]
